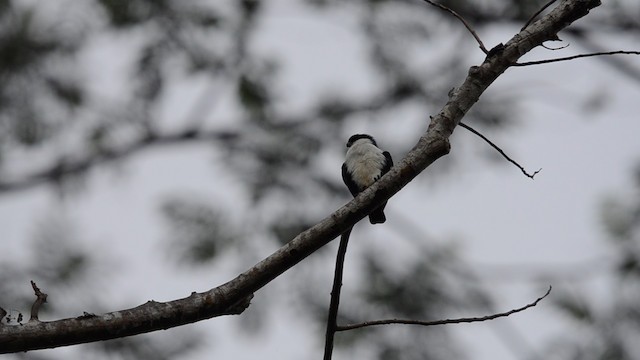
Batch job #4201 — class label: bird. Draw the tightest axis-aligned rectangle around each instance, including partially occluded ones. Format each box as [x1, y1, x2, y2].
[341, 134, 393, 224]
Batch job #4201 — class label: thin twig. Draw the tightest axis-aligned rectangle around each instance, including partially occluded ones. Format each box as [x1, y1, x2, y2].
[323, 227, 353, 360]
[29, 281, 48, 322]
[515, 50, 640, 66]
[458, 122, 541, 179]
[521, 0, 558, 31]
[541, 42, 570, 51]
[566, 30, 640, 83]
[337, 286, 552, 331]
[421, 0, 489, 54]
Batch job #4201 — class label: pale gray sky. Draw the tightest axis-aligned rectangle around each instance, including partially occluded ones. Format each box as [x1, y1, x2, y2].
[1, 1, 639, 359]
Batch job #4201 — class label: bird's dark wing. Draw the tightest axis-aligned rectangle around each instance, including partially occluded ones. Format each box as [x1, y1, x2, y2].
[369, 151, 393, 224]
[382, 151, 393, 174]
[342, 163, 360, 197]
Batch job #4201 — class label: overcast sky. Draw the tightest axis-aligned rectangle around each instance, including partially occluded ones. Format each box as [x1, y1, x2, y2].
[1, 1, 640, 359]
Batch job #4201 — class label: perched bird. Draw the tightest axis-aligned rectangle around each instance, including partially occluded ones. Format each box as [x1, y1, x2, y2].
[342, 134, 393, 224]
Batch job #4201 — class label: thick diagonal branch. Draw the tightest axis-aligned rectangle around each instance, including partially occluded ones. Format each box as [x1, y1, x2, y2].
[0, 0, 602, 353]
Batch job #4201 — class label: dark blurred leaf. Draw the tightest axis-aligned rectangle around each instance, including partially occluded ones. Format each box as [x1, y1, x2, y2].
[389, 77, 421, 102]
[240, 0, 261, 18]
[617, 253, 640, 277]
[363, 255, 451, 318]
[89, 124, 110, 153]
[270, 220, 313, 246]
[161, 197, 239, 265]
[95, 331, 202, 360]
[97, 0, 160, 27]
[32, 216, 89, 285]
[553, 293, 593, 323]
[316, 98, 353, 121]
[13, 113, 47, 145]
[238, 74, 270, 117]
[466, 99, 514, 129]
[46, 77, 84, 107]
[600, 197, 634, 241]
[136, 42, 164, 101]
[190, 9, 222, 28]
[0, 10, 58, 74]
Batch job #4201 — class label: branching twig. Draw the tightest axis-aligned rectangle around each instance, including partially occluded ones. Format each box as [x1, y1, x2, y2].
[323, 227, 353, 360]
[336, 286, 552, 331]
[458, 122, 541, 179]
[522, 0, 558, 31]
[29, 281, 48, 322]
[421, 0, 489, 54]
[515, 50, 640, 66]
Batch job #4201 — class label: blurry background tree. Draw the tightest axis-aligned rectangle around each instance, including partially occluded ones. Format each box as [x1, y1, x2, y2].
[0, 0, 638, 359]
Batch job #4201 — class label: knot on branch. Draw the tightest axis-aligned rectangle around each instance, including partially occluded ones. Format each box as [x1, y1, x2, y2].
[223, 294, 254, 315]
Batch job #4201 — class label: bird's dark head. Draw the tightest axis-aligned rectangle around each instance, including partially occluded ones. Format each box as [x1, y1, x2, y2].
[346, 134, 376, 148]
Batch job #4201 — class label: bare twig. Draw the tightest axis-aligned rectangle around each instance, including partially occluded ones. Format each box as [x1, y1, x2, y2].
[515, 50, 640, 66]
[458, 122, 541, 179]
[323, 227, 353, 360]
[337, 286, 552, 331]
[421, 0, 489, 54]
[541, 42, 570, 50]
[522, 0, 558, 31]
[566, 30, 640, 83]
[29, 281, 48, 322]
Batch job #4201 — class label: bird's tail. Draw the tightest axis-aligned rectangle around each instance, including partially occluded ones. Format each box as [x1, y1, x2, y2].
[368, 202, 387, 224]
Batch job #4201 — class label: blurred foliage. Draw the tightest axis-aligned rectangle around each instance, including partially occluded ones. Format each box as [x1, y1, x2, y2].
[543, 167, 640, 359]
[0, 215, 89, 320]
[344, 246, 491, 359]
[0, 0, 638, 359]
[161, 196, 240, 265]
[89, 331, 203, 360]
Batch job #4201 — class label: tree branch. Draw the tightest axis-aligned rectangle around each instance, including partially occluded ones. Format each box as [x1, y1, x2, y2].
[336, 286, 552, 331]
[421, 0, 489, 54]
[458, 122, 541, 179]
[0, 0, 602, 353]
[323, 228, 353, 360]
[515, 50, 640, 66]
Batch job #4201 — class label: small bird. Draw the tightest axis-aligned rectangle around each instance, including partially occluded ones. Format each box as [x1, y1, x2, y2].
[342, 134, 393, 224]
